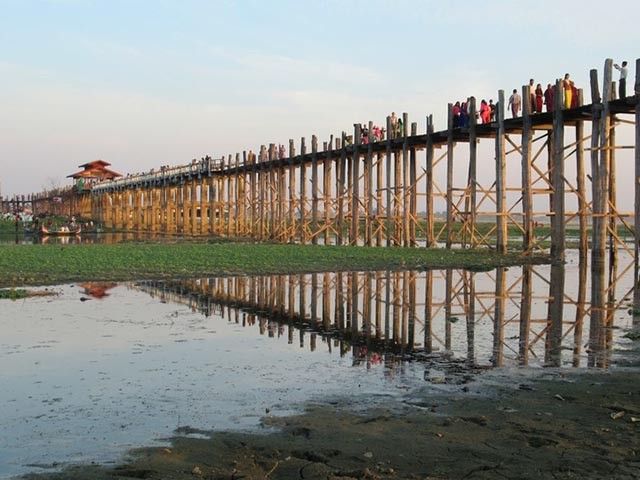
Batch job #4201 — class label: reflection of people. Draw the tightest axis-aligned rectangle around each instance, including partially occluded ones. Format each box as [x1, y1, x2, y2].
[614, 61, 628, 98]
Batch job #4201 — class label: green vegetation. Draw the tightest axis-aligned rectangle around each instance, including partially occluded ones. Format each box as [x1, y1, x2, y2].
[0, 242, 549, 287]
[0, 288, 28, 299]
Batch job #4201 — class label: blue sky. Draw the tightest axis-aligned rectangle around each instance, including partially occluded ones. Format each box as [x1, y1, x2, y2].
[1, 0, 639, 198]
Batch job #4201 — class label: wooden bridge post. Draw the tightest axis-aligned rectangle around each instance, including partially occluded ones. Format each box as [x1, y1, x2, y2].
[446, 104, 454, 248]
[365, 122, 373, 246]
[576, 115, 587, 260]
[385, 116, 393, 246]
[495, 90, 507, 253]
[635, 58, 640, 319]
[299, 138, 307, 244]
[351, 124, 361, 245]
[410, 122, 417, 247]
[402, 113, 410, 247]
[521, 86, 534, 251]
[551, 78, 565, 261]
[425, 114, 435, 247]
[468, 98, 477, 248]
[190, 177, 198, 236]
[311, 135, 319, 244]
[288, 140, 296, 243]
[324, 135, 333, 245]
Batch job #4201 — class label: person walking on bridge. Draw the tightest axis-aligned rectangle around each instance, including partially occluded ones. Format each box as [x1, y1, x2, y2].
[508, 89, 521, 118]
[614, 61, 628, 98]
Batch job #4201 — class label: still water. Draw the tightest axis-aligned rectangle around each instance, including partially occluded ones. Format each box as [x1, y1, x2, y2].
[0, 249, 637, 478]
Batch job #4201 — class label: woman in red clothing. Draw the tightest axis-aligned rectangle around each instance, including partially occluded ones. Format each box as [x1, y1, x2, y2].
[535, 83, 543, 113]
[480, 99, 491, 124]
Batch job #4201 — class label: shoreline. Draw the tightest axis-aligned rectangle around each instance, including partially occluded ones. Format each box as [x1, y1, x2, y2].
[17, 343, 640, 480]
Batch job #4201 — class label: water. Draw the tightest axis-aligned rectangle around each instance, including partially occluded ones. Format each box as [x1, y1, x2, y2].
[0, 249, 637, 478]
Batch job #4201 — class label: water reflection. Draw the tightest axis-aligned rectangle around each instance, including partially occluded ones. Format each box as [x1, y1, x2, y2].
[0, 231, 190, 245]
[131, 252, 634, 370]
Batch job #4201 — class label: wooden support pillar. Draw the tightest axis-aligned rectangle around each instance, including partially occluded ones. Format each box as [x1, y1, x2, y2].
[409, 122, 417, 247]
[324, 136, 333, 246]
[576, 120, 587, 260]
[521, 86, 534, 251]
[385, 116, 393, 246]
[190, 178, 198, 236]
[288, 140, 296, 243]
[402, 113, 410, 247]
[468, 98, 477, 248]
[635, 58, 640, 321]
[365, 122, 373, 246]
[376, 150, 383, 247]
[311, 135, 319, 244]
[551, 78, 565, 261]
[426, 115, 435, 247]
[299, 138, 307, 244]
[350, 124, 361, 245]
[495, 90, 507, 253]
[446, 104, 455, 248]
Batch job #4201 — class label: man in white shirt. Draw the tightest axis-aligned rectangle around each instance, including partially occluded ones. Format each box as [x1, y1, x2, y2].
[614, 61, 628, 99]
[508, 89, 522, 118]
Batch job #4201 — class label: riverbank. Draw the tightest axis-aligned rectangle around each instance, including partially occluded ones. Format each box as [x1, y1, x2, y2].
[0, 242, 549, 288]
[17, 348, 640, 480]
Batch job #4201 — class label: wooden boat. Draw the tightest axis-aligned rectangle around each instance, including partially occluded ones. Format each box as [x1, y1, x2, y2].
[40, 225, 82, 236]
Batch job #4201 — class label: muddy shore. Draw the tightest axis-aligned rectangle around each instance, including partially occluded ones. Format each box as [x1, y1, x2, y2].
[18, 346, 640, 480]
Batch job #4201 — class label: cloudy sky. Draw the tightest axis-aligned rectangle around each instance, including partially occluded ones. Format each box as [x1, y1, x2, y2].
[1, 0, 638, 200]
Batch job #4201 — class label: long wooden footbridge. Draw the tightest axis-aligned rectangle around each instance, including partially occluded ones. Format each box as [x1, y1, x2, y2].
[4, 60, 640, 262]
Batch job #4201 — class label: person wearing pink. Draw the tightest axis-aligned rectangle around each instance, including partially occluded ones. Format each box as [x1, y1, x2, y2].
[480, 99, 491, 124]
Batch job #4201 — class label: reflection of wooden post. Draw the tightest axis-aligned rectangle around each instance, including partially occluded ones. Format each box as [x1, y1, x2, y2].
[492, 267, 506, 367]
[546, 264, 565, 367]
[423, 271, 433, 353]
[465, 271, 475, 363]
[522, 86, 533, 251]
[495, 90, 507, 253]
[519, 265, 532, 365]
[445, 269, 452, 351]
[573, 254, 588, 366]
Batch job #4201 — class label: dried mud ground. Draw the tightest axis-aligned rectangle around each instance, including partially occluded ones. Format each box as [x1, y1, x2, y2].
[19, 350, 640, 480]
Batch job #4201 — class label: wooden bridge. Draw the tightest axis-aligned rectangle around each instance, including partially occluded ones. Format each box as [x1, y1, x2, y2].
[5, 59, 640, 263]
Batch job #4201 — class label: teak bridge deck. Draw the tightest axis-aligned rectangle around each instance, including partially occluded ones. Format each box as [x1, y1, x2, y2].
[5, 59, 640, 266]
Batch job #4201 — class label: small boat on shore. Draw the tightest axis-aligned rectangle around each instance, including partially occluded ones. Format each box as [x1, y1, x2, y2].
[40, 225, 82, 236]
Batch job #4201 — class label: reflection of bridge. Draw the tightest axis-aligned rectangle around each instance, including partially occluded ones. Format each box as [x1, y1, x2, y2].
[7, 60, 639, 261]
[132, 255, 629, 369]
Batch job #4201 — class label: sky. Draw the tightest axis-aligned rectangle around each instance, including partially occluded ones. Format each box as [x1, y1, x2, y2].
[1, 0, 639, 201]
